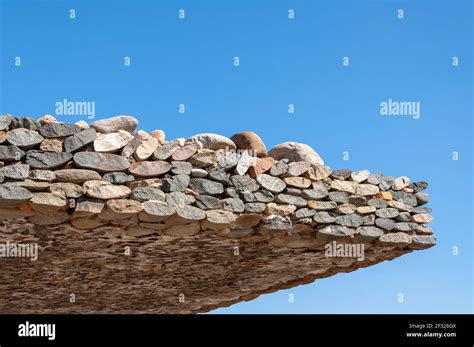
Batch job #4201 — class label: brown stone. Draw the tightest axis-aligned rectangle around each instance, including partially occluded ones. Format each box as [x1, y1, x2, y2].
[230, 131, 267, 157]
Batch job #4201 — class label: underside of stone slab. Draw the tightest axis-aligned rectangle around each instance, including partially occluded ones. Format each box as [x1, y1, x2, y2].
[0, 115, 436, 313]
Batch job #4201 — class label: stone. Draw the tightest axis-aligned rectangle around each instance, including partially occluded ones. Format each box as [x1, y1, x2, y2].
[29, 211, 70, 226]
[86, 183, 131, 200]
[256, 174, 286, 193]
[301, 188, 328, 200]
[235, 151, 256, 175]
[99, 199, 143, 220]
[307, 200, 337, 211]
[335, 214, 363, 227]
[330, 180, 357, 194]
[411, 214, 433, 223]
[163, 223, 201, 237]
[195, 195, 222, 210]
[331, 169, 351, 180]
[152, 142, 179, 161]
[94, 130, 133, 152]
[367, 172, 383, 185]
[10, 117, 39, 130]
[26, 151, 73, 169]
[130, 187, 165, 202]
[191, 168, 208, 178]
[74, 120, 89, 129]
[188, 133, 236, 151]
[378, 232, 412, 247]
[284, 188, 301, 196]
[129, 161, 171, 177]
[188, 178, 224, 196]
[334, 203, 356, 215]
[409, 181, 428, 193]
[73, 198, 105, 217]
[294, 208, 316, 219]
[355, 226, 384, 243]
[161, 174, 190, 192]
[368, 198, 387, 208]
[375, 208, 399, 218]
[230, 214, 261, 229]
[313, 212, 336, 224]
[248, 157, 275, 178]
[392, 176, 410, 191]
[351, 170, 370, 183]
[244, 202, 266, 213]
[274, 194, 307, 207]
[204, 210, 237, 230]
[375, 218, 395, 231]
[0, 164, 29, 179]
[415, 192, 429, 205]
[270, 159, 288, 176]
[213, 150, 239, 171]
[54, 169, 101, 183]
[374, 191, 393, 201]
[356, 184, 380, 196]
[221, 198, 245, 213]
[29, 169, 55, 181]
[0, 145, 25, 161]
[286, 161, 311, 176]
[139, 201, 176, 222]
[208, 171, 231, 186]
[411, 206, 431, 214]
[317, 225, 356, 240]
[356, 206, 376, 214]
[91, 115, 138, 134]
[150, 129, 166, 144]
[73, 152, 130, 173]
[6, 129, 44, 149]
[172, 205, 206, 224]
[171, 161, 192, 175]
[0, 115, 13, 131]
[390, 190, 417, 206]
[230, 175, 259, 192]
[348, 196, 367, 206]
[103, 172, 135, 184]
[0, 184, 32, 207]
[253, 190, 274, 203]
[283, 176, 311, 189]
[229, 132, 267, 157]
[126, 178, 162, 190]
[268, 142, 324, 165]
[172, 144, 197, 161]
[41, 137, 65, 153]
[362, 214, 375, 226]
[393, 222, 418, 232]
[30, 192, 67, 212]
[188, 149, 216, 167]
[395, 212, 412, 222]
[38, 115, 57, 125]
[14, 179, 50, 191]
[265, 203, 297, 216]
[39, 123, 82, 137]
[305, 164, 331, 181]
[165, 192, 195, 207]
[237, 190, 254, 202]
[121, 136, 143, 158]
[410, 235, 437, 249]
[328, 191, 349, 203]
[64, 128, 97, 153]
[50, 182, 84, 198]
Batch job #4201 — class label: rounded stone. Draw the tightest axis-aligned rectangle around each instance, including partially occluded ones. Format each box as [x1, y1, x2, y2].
[188, 133, 236, 151]
[26, 151, 73, 169]
[6, 128, 44, 149]
[230, 131, 267, 157]
[91, 115, 138, 134]
[268, 142, 324, 165]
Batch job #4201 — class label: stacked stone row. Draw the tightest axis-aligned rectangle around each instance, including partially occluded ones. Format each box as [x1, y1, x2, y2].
[0, 114, 435, 250]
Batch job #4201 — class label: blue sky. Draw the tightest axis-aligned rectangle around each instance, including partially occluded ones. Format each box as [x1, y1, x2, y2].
[0, 0, 472, 313]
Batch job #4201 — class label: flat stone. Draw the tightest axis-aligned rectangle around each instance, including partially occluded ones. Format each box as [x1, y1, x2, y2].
[191, 168, 208, 178]
[30, 192, 67, 212]
[244, 202, 266, 213]
[165, 192, 195, 207]
[29, 169, 55, 181]
[313, 211, 336, 224]
[235, 151, 256, 175]
[375, 208, 399, 218]
[270, 159, 288, 176]
[393, 222, 418, 232]
[301, 188, 328, 200]
[409, 181, 428, 193]
[411, 206, 431, 214]
[130, 187, 165, 202]
[0, 164, 29, 179]
[50, 182, 84, 198]
[6, 129, 44, 149]
[410, 235, 437, 249]
[286, 161, 311, 176]
[390, 190, 417, 206]
[231, 214, 261, 229]
[15, 179, 50, 191]
[195, 195, 222, 210]
[204, 210, 237, 230]
[73, 198, 105, 218]
[283, 176, 311, 189]
[0, 145, 25, 161]
[26, 150, 72, 169]
[253, 190, 274, 203]
[392, 176, 410, 191]
[171, 161, 192, 175]
[330, 180, 357, 194]
[375, 218, 395, 230]
[129, 161, 171, 177]
[415, 192, 429, 205]
[356, 184, 380, 196]
[256, 174, 286, 193]
[284, 188, 301, 196]
[307, 200, 337, 211]
[91, 115, 138, 133]
[99, 199, 143, 220]
[39, 138, 63, 152]
[348, 196, 367, 206]
[248, 157, 275, 178]
[188, 149, 216, 167]
[150, 129, 166, 144]
[121, 136, 143, 158]
[351, 170, 370, 183]
[64, 128, 97, 152]
[294, 208, 316, 219]
[274, 194, 307, 207]
[305, 164, 331, 181]
[139, 201, 176, 222]
[74, 152, 130, 173]
[172, 205, 206, 224]
[355, 226, 384, 242]
[334, 203, 356, 215]
[374, 191, 393, 201]
[330, 169, 351, 180]
[265, 202, 297, 216]
[94, 130, 133, 153]
[152, 142, 179, 161]
[188, 178, 224, 195]
[0, 184, 32, 207]
[172, 144, 197, 161]
[86, 183, 131, 200]
[317, 225, 356, 240]
[188, 133, 236, 151]
[260, 215, 292, 233]
[161, 174, 190, 192]
[230, 132, 267, 157]
[411, 213, 433, 223]
[103, 172, 135, 184]
[356, 206, 376, 214]
[39, 123, 82, 137]
[335, 214, 363, 227]
[213, 150, 239, 171]
[221, 198, 245, 213]
[328, 191, 349, 203]
[268, 142, 324, 165]
[133, 137, 159, 161]
[368, 198, 387, 208]
[367, 172, 383, 185]
[208, 171, 230, 186]
[230, 175, 259, 192]
[378, 232, 412, 247]
[395, 212, 412, 222]
[29, 211, 70, 226]
[54, 169, 101, 183]
[362, 214, 375, 226]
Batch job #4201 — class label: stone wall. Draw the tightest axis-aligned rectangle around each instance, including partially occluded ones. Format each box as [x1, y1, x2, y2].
[0, 114, 435, 313]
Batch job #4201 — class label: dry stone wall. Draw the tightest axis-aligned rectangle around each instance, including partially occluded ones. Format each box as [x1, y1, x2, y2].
[0, 114, 436, 313]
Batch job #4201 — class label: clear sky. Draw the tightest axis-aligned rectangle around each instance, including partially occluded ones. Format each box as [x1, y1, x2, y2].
[0, 0, 472, 313]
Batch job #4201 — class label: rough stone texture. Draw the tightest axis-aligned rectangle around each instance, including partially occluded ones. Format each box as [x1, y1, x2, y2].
[0, 115, 436, 314]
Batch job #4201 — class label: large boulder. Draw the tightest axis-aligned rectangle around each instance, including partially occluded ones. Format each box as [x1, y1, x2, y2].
[268, 142, 323, 165]
[230, 131, 267, 157]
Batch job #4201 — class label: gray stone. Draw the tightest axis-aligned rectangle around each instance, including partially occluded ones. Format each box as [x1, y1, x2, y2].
[64, 128, 97, 152]
[411, 206, 432, 214]
[348, 196, 367, 207]
[274, 194, 307, 207]
[335, 214, 363, 227]
[152, 142, 179, 161]
[39, 123, 82, 137]
[188, 133, 236, 150]
[9, 117, 39, 130]
[139, 201, 176, 222]
[230, 175, 259, 192]
[244, 202, 266, 213]
[390, 190, 417, 206]
[379, 176, 395, 191]
[103, 172, 135, 184]
[368, 198, 387, 208]
[0, 164, 29, 179]
[191, 168, 208, 178]
[209, 171, 231, 186]
[410, 235, 437, 249]
[367, 172, 383, 185]
[74, 152, 130, 173]
[284, 188, 302, 196]
[91, 115, 138, 133]
[189, 178, 224, 196]
[188, 149, 217, 167]
[351, 170, 370, 183]
[213, 150, 239, 170]
[362, 214, 375, 226]
[356, 226, 384, 242]
[172, 144, 197, 161]
[237, 190, 255, 202]
[222, 198, 245, 213]
[253, 190, 274, 203]
[331, 169, 351, 180]
[54, 169, 101, 183]
[356, 184, 380, 196]
[395, 212, 412, 222]
[235, 151, 256, 175]
[6, 129, 44, 149]
[328, 191, 349, 203]
[195, 195, 222, 210]
[165, 192, 195, 207]
[415, 192, 429, 205]
[393, 222, 418, 232]
[256, 174, 286, 193]
[161, 174, 190, 192]
[171, 161, 192, 175]
[308, 200, 337, 211]
[29, 169, 55, 181]
[375, 208, 399, 218]
[121, 135, 143, 158]
[223, 187, 239, 199]
[301, 188, 328, 200]
[0, 183, 32, 207]
[26, 150, 72, 169]
[294, 208, 316, 219]
[0, 115, 13, 131]
[375, 218, 395, 230]
[286, 161, 311, 176]
[0, 145, 25, 161]
[409, 181, 428, 193]
[313, 211, 336, 224]
[317, 225, 356, 240]
[130, 187, 165, 202]
[270, 159, 288, 176]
